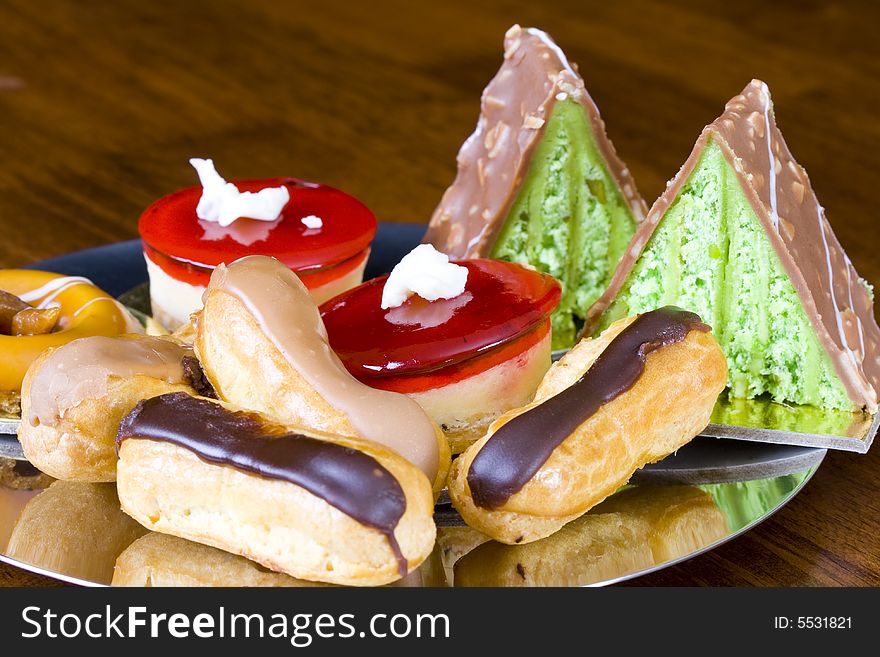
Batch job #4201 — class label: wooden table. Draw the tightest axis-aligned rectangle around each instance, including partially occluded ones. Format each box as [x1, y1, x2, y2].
[1, 0, 878, 586]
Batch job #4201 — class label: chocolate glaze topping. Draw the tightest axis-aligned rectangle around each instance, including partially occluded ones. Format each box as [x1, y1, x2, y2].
[585, 80, 880, 412]
[117, 392, 410, 576]
[423, 25, 646, 258]
[467, 307, 709, 509]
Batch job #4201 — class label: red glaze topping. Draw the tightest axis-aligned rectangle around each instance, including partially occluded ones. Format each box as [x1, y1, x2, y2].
[139, 178, 377, 270]
[320, 259, 561, 378]
[144, 243, 370, 290]
[365, 320, 551, 393]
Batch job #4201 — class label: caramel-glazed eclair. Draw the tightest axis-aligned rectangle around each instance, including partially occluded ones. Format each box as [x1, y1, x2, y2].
[194, 255, 450, 494]
[449, 307, 728, 544]
[115, 392, 436, 587]
[18, 335, 211, 482]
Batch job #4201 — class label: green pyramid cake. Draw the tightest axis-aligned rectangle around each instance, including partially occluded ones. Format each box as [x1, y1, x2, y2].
[588, 80, 880, 412]
[423, 25, 647, 348]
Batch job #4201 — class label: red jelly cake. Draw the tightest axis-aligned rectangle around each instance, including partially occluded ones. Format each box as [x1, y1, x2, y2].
[320, 245, 561, 453]
[139, 159, 377, 329]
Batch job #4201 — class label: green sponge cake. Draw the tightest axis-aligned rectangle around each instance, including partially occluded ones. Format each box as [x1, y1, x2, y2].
[588, 80, 880, 413]
[424, 25, 646, 349]
[490, 99, 640, 346]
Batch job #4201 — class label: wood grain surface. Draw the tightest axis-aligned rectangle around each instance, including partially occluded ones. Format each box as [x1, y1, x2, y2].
[1, 0, 878, 586]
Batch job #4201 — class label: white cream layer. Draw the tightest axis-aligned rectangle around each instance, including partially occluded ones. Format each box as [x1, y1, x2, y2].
[145, 255, 206, 330]
[145, 252, 369, 330]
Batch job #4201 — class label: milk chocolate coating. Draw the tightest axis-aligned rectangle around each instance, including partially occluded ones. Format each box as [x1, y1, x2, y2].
[467, 307, 709, 509]
[117, 392, 410, 576]
[586, 80, 880, 412]
[423, 25, 646, 258]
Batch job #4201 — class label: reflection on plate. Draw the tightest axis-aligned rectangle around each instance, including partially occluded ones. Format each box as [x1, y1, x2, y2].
[549, 353, 877, 453]
[705, 392, 878, 453]
[4, 481, 147, 585]
[440, 469, 814, 587]
[113, 533, 318, 587]
[1, 463, 820, 587]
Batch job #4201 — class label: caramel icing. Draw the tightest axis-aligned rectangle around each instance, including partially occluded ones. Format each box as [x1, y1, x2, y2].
[27, 335, 192, 428]
[206, 256, 440, 480]
[586, 80, 880, 412]
[423, 25, 646, 258]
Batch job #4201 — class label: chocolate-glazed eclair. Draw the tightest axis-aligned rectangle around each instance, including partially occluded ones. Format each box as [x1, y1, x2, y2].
[448, 307, 727, 544]
[194, 255, 450, 494]
[19, 335, 208, 482]
[115, 393, 436, 587]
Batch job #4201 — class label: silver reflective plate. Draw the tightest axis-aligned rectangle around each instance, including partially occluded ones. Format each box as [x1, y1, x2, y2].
[0, 463, 822, 587]
[703, 392, 878, 453]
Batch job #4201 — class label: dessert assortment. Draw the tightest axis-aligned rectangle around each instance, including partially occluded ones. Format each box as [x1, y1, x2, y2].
[195, 256, 450, 491]
[1, 24, 877, 587]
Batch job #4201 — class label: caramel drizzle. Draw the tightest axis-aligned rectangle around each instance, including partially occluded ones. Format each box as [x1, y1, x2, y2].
[467, 307, 709, 509]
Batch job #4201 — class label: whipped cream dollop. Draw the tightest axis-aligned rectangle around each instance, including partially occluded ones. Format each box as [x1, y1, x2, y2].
[190, 158, 290, 227]
[381, 244, 468, 309]
[301, 214, 323, 229]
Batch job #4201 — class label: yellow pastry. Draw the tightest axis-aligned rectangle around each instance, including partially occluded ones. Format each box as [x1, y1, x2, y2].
[0, 270, 141, 410]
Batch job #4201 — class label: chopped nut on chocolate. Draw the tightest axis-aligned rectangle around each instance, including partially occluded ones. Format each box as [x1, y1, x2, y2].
[182, 355, 217, 398]
[0, 389, 21, 418]
[12, 306, 61, 336]
[0, 289, 31, 335]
